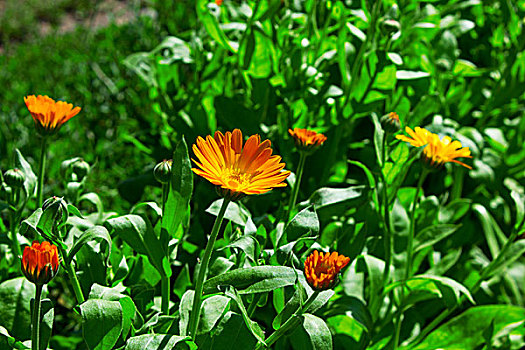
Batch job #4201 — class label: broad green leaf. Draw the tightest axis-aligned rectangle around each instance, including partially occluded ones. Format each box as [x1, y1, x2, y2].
[179, 290, 194, 336]
[206, 199, 252, 226]
[125, 334, 196, 350]
[414, 224, 460, 252]
[0, 326, 29, 349]
[302, 314, 333, 350]
[19, 209, 42, 240]
[485, 240, 525, 279]
[410, 305, 525, 350]
[347, 160, 376, 189]
[164, 137, 193, 239]
[0, 278, 35, 340]
[199, 311, 258, 350]
[106, 215, 170, 277]
[67, 225, 112, 265]
[79, 192, 104, 223]
[80, 299, 123, 350]
[225, 288, 265, 345]
[198, 295, 231, 334]
[326, 315, 367, 346]
[203, 266, 297, 294]
[307, 186, 367, 219]
[222, 235, 260, 263]
[279, 206, 319, 246]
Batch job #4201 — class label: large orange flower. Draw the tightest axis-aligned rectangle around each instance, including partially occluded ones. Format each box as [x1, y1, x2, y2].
[24, 95, 81, 135]
[304, 250, 350, 290]
[21, 241, 60, 285]
[396, 126, 472, 170]
[192, 129, 290, 199]
[288, 128, 327, 152]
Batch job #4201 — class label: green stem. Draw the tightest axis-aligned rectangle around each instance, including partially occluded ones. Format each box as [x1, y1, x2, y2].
[247, 294, 262, 317]
[160, 182, 170, 314]
[188, 198, 230, 338]
[256, 291, 320, 349]
[9, 210, 22, 260]
[37, 137, 48, 208]
[286, 152, 307, 222]
[65, 261, 85, 304]
[404, 169, 429, 281]
[31, 284, 43, 350]
[381, 137, 393, 286]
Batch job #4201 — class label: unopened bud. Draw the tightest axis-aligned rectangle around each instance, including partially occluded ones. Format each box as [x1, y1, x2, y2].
[4, 169, 25, 189]
[154, 159, 172, 184]
[42, 196, 69, 228]
[380, 19, 401, 36]
[380, 112, 401, 134]
[72, 159, 90, 180]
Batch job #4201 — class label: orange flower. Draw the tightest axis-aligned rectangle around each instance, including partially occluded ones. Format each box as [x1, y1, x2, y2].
[396, 126, 472, 170]
[304, 250, 350, 290]
[21, 241, 60, 285]
[215, 0, 223, 5]
[192, 129, 290, 200]
[24, 95, 81, 135]
[288, 128, 327, 153]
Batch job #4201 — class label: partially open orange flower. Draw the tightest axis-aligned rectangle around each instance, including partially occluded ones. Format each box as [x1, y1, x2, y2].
[288, 128, 327, 153]
[21, 241, 60, 285]
[396, 126, 472, 170]
[192, 129, 290, 200]
[304, 250, 350, 290]
[24, 95, 81, 135]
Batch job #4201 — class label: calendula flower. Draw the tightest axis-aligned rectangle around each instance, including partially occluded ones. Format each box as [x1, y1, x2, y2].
[192, 129, 290, 200]
[215, 0, 223, 5]
[288, 128, 327, 153]
[380, 112, 401, 133]
[24, 95, 81, 136]
[21, 241, 60, 285]
[396, 126, 472, 170]
[304, 250, 350, 290]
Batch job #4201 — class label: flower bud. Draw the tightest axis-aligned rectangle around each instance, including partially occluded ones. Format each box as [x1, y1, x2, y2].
[72, 159, 90, 181]
[380, 112, 401, 134]
[4, 168, 25, 190]
[21, 241, 60, 285]
[380, 19, 401, 36]
[154, 159, 172, 184]
[42, 196, 69, 228]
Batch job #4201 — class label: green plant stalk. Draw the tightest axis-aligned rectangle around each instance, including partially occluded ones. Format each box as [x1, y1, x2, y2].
[286, 152, 307, 222]
[256, 290, 320, 349]
[413, 225, 524, 345]
[404, 169, 429, 281]
[9, 210, 22, 260]
[64, 260, 85, 304]
[160, 183, 170, 315]
[31, 284, 43, 350]
[37, 137, 48, 208]
[188, 197, 230, 338]
[381, 136, 393, 286]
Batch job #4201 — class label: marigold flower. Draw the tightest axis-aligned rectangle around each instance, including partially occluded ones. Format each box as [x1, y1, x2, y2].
[396, 126, 472, 170]
[21, 241, 60, 285]
[288, 128, 327, 153]
[304, 250, 350, 290]
[215, 0, 223, 5]
[24, 95, 81, 136]
[191, 129, 290, 200]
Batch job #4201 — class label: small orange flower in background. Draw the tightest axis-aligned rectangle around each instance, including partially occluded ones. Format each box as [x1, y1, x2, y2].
[304, 250, 350, 290]
[397, 126, 472, 170]
[192, 129, 290, 200]
[215, 0, 223, 5]
[21, 241, 60, 285]
[24, 95, 81, 136]
[288, 128, 327, 153]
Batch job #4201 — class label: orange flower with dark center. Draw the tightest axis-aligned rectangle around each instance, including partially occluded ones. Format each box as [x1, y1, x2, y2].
[397, 126, 472, 170]
[24, 95, 81, 135]
[192, 129, 290, 199]
[304, 250, 350, 290]
[288, 128, 327, 153]
[21, 241, 60, 285]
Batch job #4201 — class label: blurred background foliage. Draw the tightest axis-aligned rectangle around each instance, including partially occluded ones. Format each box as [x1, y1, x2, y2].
[0, 0, 524, 347]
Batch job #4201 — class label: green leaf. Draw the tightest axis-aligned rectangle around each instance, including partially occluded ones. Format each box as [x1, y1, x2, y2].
[20, 209, 42, 240]
[222, 235, 260, 263]
[279, 206, 319, 246]
[67, 225, 112, 265]
[0, 326, 30, 349]
[106, 215, 170, 277]
[198, 295, 231, 334]
[414, 224, 460, 252]
[396, 70, 430, 80]
[203, 266, 297, 294]
[179, 290, 194, 336]
[225, 288, 265, 345]
[0, 278, 35, 341]
[411, 305, 525, 350]
[200, 311, 258, 350]
[302, 314, 333, 350]
[485, 240, 525, 279]
[14, 149, 37, 197]
[206, 199, 252, 227]
[80, 299, 123, 350]
[125, 334, 196, 350]
[306, 186, 367, 219]
[196, 0, 238, 53]
[164, 137, 193, 239]
[347, 160, 376, 189]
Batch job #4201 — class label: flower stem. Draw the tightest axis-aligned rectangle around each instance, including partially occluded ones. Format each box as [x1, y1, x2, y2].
[188, 198, 230, 338]
[286, 152, 307, 222]
[37, 137, 48, 208]
[404, 169, 429, 281]
[160, 182, 170, 315]
[256, 290, 320, 349]
[9, 211, 22, 260]
[65, 261, 85, 304]
[381, 136, 393, 285]
[31, 284, 43, 350]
